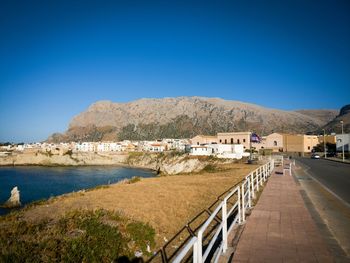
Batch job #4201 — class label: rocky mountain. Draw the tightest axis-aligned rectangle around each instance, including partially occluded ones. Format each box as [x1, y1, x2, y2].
[295, 110, 338, 125]
[322, 104, 350, 134]
[47, 97, 340, 142]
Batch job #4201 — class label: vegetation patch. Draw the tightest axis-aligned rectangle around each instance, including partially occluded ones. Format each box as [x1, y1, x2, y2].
[202, 164, 218, 173]
[127, 152, 145, 163]
[128, 176, 141, 184]
[0, 209, 155, 262]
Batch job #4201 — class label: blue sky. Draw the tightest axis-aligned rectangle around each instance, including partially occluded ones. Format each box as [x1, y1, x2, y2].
[1, 0, 349, 142]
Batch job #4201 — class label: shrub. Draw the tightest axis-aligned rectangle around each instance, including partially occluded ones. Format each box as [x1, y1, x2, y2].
[128, 176, 141, 184]
[202, 164, 217, 173]
[0, 209, 155, 262]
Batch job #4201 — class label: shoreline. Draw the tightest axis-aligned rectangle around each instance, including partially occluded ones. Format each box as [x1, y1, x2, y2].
[0, 165, 158, 216]
[0, 162, 158, 173]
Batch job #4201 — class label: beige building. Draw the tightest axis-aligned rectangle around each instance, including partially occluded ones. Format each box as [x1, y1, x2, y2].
[318, 135, 336, 145]
[250, 133, 284, 152]
[283, 134, 319, 153]
[191, 135, 218, 145]
[265, 133, 284, 152]
[217, 132, 251, 150]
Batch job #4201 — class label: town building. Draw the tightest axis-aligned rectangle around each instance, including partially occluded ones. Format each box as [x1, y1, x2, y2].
[264, 132, 284, 152]
[217, 132, 251, 150]
[191, 135, 218, 145]
[318, 135, 337, 145]
[336, 133, 350, 153]
[190, 143, 246, 159]
[283, 134, 319, 154]
[190, 145, 214, 156]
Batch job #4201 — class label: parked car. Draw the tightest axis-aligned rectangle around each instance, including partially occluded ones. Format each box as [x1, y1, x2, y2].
[311, 154, 320, 159]
[326, 152, 337, 157]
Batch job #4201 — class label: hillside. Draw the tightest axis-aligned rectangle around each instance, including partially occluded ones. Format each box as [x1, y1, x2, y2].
[47, 97, 338, 142]
[295, 109, 338, 125]
[322, 104, 350, 133]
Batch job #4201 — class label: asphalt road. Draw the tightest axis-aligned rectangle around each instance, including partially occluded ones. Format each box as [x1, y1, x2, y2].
[297, 158, 350, 205]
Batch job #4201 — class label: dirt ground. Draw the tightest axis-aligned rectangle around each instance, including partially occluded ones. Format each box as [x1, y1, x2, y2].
[22, 163, 258, 248]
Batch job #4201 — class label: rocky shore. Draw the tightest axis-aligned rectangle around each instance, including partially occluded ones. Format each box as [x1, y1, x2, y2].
[0, 151, 223, 175]
[0, 151, 128, 166]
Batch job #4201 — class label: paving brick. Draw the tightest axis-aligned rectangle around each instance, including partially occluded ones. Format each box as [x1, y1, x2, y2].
[232, 161, 333, 262]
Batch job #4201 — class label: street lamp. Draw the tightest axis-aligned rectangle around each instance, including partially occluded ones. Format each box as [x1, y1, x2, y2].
[323, 129, 326, 158]
[341, 121, 344, 162]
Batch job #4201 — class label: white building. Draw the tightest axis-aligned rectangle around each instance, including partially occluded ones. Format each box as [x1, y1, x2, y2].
[190, 143, 245, 159]
[16, 144, 25, 151]
[216, 144, 245, 159]
[336, 133, 350, 153]
[162, 138, 190, 152]
[110, 142, 123, 152]
[75, 142, 95, 152]
[146, 143, 167, 152]
[190, 145, 213, 156]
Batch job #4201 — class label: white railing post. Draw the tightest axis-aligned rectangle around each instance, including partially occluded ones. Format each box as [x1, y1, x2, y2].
[260, 167, 263, 186]
[222, 199, 228, 253]
[197, 231, 203, 263]
[241, 183, 245, 222]
[238, 187, 242, 224]
[262, 165, 265, 181]
[248, 177, 251, 208]
[250, 173, 255, 198]
[256, 170, 259, 192]
[193, 240, 198, 263]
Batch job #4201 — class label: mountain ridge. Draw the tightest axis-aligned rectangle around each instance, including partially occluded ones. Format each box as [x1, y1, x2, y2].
[47, 97, 344, 142]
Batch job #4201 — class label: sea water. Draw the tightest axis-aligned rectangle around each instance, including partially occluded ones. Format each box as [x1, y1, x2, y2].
[0, 166, 155, 216]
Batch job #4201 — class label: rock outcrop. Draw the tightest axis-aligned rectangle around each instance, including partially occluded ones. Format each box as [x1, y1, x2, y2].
[127, 152, 227, 175]
[2, 187, 21, 208]
[0, 152, 129, 166]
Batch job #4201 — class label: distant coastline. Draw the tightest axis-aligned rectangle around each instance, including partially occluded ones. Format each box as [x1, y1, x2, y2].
[0, 151, 214, 175]
[0, 151, 129, 167]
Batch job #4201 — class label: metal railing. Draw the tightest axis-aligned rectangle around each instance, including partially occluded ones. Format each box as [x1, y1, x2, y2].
[148, 157, 279, 263]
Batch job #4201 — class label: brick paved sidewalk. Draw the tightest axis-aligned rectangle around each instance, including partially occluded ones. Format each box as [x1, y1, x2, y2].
[232, 162, 333, 262]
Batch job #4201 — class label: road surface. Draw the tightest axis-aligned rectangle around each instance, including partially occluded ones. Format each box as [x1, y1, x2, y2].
[297, 157, 350, 205]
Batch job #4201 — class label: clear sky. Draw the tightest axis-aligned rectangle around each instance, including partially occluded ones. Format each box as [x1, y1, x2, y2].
[1, 0, 349, 142]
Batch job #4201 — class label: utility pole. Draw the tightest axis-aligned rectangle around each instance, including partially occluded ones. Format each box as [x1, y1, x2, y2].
[323, 129, 327, 158]
[249, 131, 253, 163]
[341, 121, 345, 162]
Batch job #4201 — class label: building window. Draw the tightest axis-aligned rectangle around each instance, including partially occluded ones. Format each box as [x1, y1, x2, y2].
[219, 139, 222, 143]
[274, 141, 277, 146]
[225, 139, 227, 144]
[243, 139, 246, 143]
[231, 138, 233, 144]
[308, 146, 310, 150]
[197, 142, 199, 145]
[237, 139, 240, 144]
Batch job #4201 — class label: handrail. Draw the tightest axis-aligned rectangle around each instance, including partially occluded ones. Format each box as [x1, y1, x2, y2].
[172, 236, 198, 263]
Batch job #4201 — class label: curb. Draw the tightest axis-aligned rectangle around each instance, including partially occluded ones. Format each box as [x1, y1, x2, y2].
[323, 158, 350, 165]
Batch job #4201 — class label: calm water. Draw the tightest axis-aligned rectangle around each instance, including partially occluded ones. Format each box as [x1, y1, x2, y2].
[0, 166, 155, 216]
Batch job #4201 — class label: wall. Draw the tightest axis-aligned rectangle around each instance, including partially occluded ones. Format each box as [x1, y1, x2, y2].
[217, 132, 250, 150]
